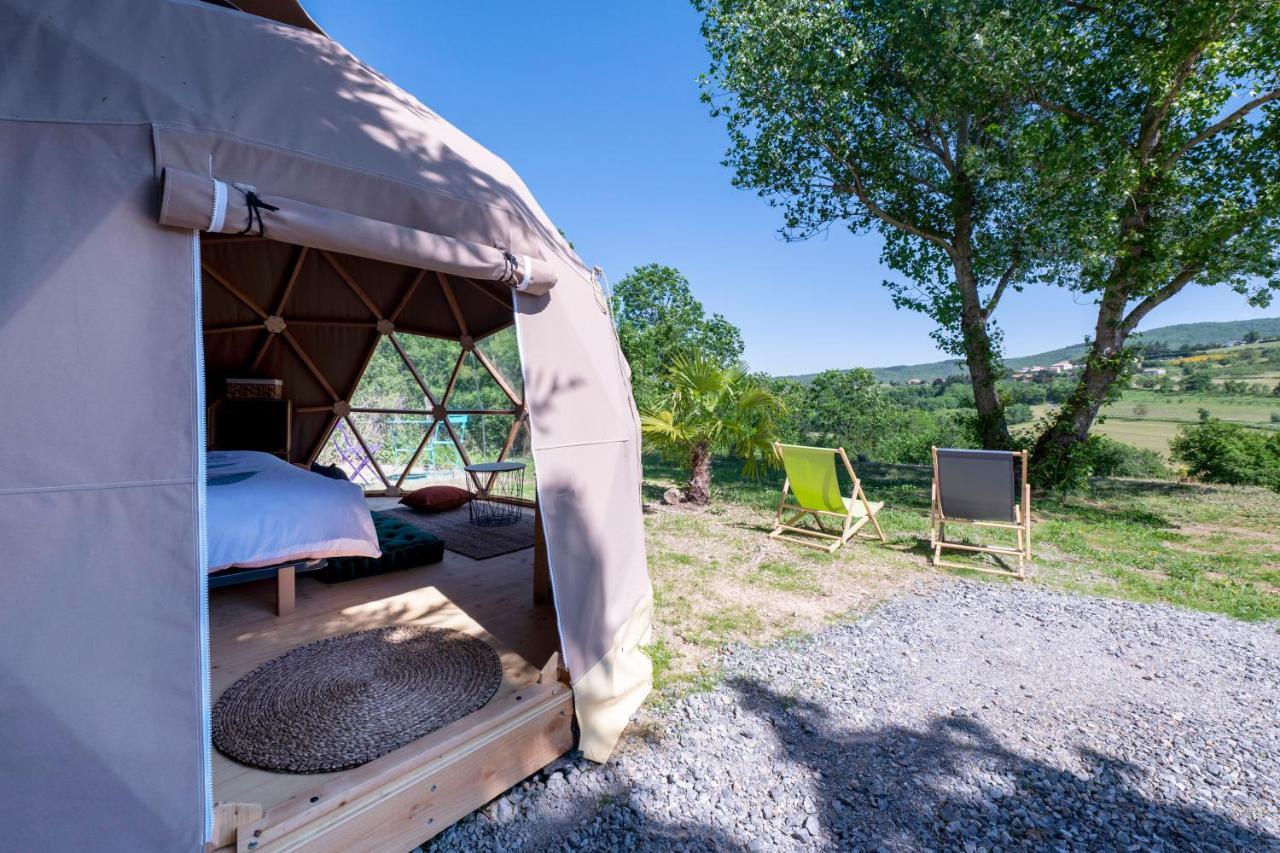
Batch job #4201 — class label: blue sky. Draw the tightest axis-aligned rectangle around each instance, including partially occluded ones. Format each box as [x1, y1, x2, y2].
[306, 1, 1276, 376]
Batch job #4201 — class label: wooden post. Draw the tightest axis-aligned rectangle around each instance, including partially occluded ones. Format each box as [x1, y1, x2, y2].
[532, 499, 552, 606]
[211, 802, 264, 851]
[276, 566, 296, 617]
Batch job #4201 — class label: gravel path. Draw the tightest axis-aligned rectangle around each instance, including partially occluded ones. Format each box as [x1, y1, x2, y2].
[425, 582, 1280, 852]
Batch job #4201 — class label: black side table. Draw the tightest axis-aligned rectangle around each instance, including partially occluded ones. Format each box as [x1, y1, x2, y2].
[464, 461, 526, 527]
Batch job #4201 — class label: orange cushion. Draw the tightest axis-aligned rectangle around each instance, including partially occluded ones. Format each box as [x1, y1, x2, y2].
[399, 485, 472, 513]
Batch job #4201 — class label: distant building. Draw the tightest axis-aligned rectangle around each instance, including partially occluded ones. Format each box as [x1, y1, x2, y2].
[1011, 364, 1049, 381]
[1049, 360, 1075, 373]
[906, 378, 923, 385]
[1141, 367, 1167, 376]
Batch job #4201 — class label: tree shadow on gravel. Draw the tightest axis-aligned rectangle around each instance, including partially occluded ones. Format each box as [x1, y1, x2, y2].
[728, 676, 1277, 851]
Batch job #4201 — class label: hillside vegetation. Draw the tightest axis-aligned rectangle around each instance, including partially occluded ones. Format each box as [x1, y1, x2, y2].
[786, 316, 1280, 384]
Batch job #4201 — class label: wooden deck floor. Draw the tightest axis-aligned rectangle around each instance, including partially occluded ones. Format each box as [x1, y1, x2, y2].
[209, 541, 561, 820]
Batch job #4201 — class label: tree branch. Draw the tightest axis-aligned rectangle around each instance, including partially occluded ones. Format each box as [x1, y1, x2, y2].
[1120, 265, 1201, 335]
[1138, 49, 1205, 160]
[1030, 92, 1103, 128]
[984, 260, 1020, 319]
[835, 173, 956, 255]
[1167, 87, 1280, 162]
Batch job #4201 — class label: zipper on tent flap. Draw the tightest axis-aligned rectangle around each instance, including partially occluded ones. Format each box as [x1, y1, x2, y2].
[193, 230, 214, 844]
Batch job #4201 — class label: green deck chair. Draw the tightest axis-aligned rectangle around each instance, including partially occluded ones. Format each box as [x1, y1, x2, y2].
[769, 443, 886, 552]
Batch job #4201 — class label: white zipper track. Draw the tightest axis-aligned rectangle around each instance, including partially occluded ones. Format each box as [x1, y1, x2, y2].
[192, 230, 214, 843]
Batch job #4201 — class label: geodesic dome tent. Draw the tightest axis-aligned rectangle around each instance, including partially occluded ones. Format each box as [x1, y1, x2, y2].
[0, 0, 653, 848]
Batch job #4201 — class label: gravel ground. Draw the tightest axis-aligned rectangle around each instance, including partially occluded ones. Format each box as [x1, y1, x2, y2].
[424, 581, 1280, 852]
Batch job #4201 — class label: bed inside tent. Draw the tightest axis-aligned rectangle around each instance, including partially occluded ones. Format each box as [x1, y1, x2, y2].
[198, 232, 572, 852]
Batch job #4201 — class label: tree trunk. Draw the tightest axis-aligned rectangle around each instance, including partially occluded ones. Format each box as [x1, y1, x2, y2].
[1031, 289, 1133, 482]
[685, 443, 712, 506]
[1031, 193, 1152, 485]
[952, 204, 1011, 450]
[958, 297, 1011, 450]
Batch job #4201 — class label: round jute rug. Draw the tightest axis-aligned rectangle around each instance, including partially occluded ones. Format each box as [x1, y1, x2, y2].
[212, 625, 503, 773]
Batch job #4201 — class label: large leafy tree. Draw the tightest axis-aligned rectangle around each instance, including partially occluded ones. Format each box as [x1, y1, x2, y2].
[640, 352, 785, 505]
[1027, 2, 1280, 483]
[695, 0, 1078, 449]
[802, 368, 897, 454]
[610, 264, 744, 407]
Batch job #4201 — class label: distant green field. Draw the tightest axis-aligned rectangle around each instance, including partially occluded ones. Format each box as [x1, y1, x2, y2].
[1033, 388, 1280, 457]
[1105, 389, 1280, 425]
[1091, 419, 1186, 453]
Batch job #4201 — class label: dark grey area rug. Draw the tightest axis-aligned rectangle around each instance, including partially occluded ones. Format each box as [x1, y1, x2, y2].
[212, 625, 502, 773]
[375, 506, 535, 560]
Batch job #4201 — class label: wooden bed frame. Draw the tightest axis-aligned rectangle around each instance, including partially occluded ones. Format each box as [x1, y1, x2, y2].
[207, 559, 323, 617]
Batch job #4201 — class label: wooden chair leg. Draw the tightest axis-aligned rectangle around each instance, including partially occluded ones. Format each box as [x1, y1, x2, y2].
[868, 509, 886, 542]
[276, 566, 295, 616]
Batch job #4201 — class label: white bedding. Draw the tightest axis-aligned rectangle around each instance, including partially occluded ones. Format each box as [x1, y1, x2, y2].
[206, 450, 381, 573]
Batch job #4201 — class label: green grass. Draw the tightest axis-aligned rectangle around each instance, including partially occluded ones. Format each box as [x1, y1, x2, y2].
[748, 559, 824, 595]
[646, 453, 1280, 621]
[1091, 418, 1186, 453]
[635, 451, 1280, 714]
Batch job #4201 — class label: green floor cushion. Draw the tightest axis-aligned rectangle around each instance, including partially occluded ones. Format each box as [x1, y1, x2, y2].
[313, 513, 444, 583]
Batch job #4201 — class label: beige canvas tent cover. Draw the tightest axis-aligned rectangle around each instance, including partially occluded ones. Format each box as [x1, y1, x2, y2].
[0, 0, 652, 848]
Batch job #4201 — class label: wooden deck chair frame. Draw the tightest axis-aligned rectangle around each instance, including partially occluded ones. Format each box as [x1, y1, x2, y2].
[769, 443, 886, 553]
[929, 446, 1032, 579]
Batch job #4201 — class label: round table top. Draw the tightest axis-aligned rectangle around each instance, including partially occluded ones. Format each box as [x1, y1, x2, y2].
[463, 461, 526, 473]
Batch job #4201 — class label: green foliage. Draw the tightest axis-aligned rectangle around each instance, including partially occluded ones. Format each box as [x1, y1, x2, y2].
[1222, 379, 1251, 396]
[1037, 3, 1280, 314]
[1025, 1, 1280, 476]
[610, 264, 744, 408]
[1182, 369, 1215, 393]
[639, 352, 786, 480]
[803, 368, 895, 449]
[773, 368, 976, 465]
[1079, 436, 1170, 480]
[1170, 420, 1280, 489]
[695, 0, 1073, 352]
[1003, 403, 1033, 425]
[334, 330, 522, 475]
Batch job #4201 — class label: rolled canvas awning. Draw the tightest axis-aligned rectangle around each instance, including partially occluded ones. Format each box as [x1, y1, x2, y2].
[159, 167, 558, 297]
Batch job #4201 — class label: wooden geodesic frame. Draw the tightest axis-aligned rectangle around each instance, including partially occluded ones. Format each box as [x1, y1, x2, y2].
[201, 235, 532, 499]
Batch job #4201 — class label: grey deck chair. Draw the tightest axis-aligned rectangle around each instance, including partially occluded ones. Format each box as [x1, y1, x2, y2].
[930, 447, 1031, 578]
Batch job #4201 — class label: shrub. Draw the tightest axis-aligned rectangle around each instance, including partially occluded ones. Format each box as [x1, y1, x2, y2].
[877, 410, 974, 465]
[1182, 369, 1214, 393]
[1222, 379, 1251, 395]
[1170, 420, 1280, 489]
[1004, 403, 1033, 425]
[1028, 433, 1169, 492]
[1083, 436, 1170, 479]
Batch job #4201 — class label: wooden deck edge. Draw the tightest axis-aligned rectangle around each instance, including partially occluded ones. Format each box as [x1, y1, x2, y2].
[238, 686, 574, 852]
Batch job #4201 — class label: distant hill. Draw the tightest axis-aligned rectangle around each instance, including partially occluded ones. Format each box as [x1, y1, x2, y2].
[785, 316, 1280, 384]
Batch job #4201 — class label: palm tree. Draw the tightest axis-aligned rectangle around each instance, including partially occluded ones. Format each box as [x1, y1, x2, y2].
[639, 352, 785, 505]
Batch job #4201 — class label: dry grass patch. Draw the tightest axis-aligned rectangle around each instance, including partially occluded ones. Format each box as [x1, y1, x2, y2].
[641, 496, 927, 700]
